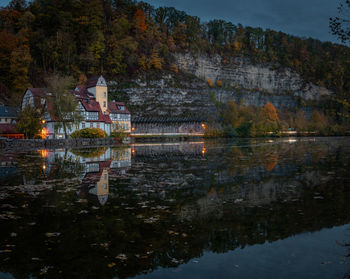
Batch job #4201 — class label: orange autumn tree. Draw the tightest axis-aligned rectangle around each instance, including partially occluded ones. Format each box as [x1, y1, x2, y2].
[133, 9, 147, 33]
[263, 102, 279, 122]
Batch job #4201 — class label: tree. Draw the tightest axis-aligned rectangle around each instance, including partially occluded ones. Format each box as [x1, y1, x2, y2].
[262, 102, 279, 122]
[17, 105, 42, 138]
[47, 75, 83, 138]
[133, 9, 147, 33]
[330, 0, 350, 43]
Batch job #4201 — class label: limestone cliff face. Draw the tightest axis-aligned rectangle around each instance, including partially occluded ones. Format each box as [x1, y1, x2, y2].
[112, 53, 334, 118]
[175, 53, 333, 101]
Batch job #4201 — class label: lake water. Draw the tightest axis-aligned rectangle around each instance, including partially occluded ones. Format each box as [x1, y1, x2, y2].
[0, 137, 349, 279]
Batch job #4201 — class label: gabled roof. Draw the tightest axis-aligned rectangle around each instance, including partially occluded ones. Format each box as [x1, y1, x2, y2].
[87, 75, 107, 88]
[74, 86, 93, 98]
[79, 98, 112, 123]
[80, 98, 101, 112]
[108, 101, 130, 115]
[0, 106, 19, 118]
[28, 88, 47, 97]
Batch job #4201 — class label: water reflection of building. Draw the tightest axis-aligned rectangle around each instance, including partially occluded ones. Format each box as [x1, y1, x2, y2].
[79, 161, 111, 206]
[42, 147, 131, 206]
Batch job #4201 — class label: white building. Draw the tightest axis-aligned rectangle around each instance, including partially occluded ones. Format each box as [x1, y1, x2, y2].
[21, 75, 131, 139]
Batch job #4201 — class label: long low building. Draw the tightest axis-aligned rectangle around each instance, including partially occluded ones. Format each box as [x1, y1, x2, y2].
[21, 75, 131, 139]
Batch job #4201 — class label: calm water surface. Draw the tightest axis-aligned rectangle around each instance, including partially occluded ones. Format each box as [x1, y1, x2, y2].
[0, 137, 349, 279]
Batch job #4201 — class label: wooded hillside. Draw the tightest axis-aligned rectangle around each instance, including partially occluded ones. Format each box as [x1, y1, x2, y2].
[1, 0, 349, 105]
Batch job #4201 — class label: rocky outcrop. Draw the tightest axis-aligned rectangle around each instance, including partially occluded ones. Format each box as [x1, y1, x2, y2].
[175, 53, 333, 101]
[112, 53, 334, 118]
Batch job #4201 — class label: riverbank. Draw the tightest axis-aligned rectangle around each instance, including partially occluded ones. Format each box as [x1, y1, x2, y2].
[0, 138, 122, 151]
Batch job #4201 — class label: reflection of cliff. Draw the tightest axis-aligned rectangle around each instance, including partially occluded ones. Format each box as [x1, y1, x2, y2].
[131, 142, 205, 162]
[125, 138, 348, 221]
[0, 138, 349, 279]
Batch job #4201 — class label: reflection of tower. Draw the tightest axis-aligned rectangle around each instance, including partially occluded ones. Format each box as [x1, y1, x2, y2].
[79, 161, 111, 206]
[88, 168, 109, 206]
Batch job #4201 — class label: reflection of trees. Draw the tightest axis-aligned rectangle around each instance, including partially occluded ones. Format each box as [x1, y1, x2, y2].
[0, 139, 349, 278]
[47, 153, 85, 180]
[71, 147, 107, 158]
[0, 177, 350, 279]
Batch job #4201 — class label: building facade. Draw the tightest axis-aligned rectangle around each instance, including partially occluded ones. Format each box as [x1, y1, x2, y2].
[0, 106, 23, 139]
[21, 75, 131, 139]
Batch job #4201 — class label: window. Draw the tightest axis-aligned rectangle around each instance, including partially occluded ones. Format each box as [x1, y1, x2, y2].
[5, 118, 7, 122]
[126, 123, 129, 130]
[103, 92, 106, 98]
[87, 112, 98, 120]
[90, 123, 93, 128]
[103, 101, 106, 108]
[82, 122, 85, 128]
[97, 123, 100, 128]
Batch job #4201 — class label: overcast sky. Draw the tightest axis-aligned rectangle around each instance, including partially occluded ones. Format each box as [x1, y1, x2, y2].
[0, 0, 343, 44]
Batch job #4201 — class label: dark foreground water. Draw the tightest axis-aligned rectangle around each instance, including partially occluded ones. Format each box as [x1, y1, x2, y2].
[0, 137, 349, 279]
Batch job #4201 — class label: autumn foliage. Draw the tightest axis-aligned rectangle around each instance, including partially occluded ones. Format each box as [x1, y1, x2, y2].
[263, 102, 279, 122]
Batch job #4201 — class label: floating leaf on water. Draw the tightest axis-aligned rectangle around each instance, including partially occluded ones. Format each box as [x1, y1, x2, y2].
[108, 262, 116, 268]
[115, 254, 127, 261]
[78, 210, 89, 214]
[40, 266, 53, 274]
[1, 204, 16, 209]
[76, 199, 88, 203]
[45, 232, 61, 237]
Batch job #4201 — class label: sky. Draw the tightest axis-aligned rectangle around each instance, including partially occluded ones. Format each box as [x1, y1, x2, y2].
[0, 0, 343, 44]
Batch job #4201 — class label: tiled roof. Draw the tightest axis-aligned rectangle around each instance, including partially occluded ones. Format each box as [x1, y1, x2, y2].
[28, 88, 47, 97]
[108, 101, 130, 114]
[80, 99, 101, 112]
[0, 106, 19, 118]
[87, 76, 100, 88]
[0, 124, 17, 134]
[83, 161, 111, 182]
[74, 86, 93, 98]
